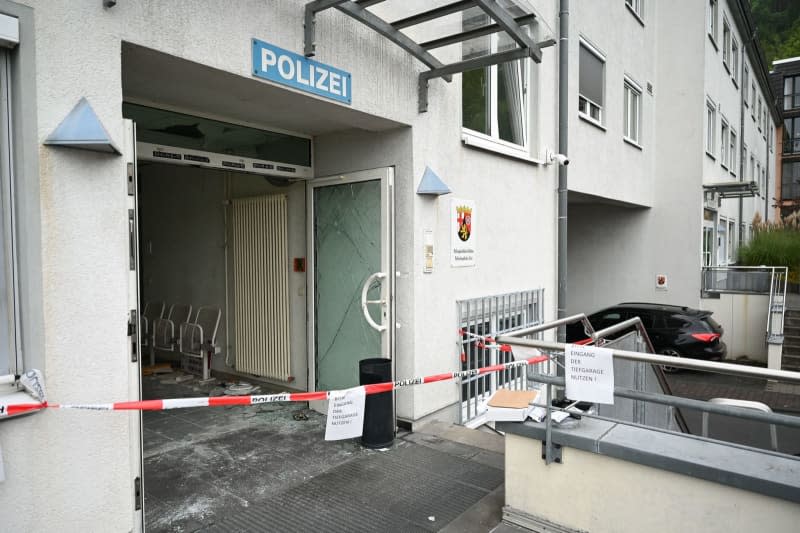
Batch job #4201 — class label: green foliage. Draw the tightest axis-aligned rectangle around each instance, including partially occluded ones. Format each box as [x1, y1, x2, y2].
[738, 228, 800, 282]
[750, 0, 800, 66]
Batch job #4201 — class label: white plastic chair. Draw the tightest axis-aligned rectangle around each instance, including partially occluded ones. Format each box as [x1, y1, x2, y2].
[140, 301, 165, 366]
[179, 306, 221, 381]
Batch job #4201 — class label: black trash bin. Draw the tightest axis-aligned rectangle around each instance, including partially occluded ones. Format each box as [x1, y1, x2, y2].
[359, 357, 394, 449]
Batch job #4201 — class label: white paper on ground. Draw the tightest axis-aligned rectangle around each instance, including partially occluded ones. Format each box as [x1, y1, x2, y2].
[565, 344, 615, 404]
[324, 386, 366, 441]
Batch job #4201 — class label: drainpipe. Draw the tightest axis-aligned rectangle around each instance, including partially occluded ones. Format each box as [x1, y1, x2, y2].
[557, 0, 569, 342]
[738, 57, 745, 255]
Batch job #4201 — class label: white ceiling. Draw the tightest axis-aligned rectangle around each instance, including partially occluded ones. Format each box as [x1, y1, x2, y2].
[121, 43, 406, 137]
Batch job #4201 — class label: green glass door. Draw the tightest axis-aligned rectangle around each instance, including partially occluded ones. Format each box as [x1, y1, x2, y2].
[310, 169, 394, 391]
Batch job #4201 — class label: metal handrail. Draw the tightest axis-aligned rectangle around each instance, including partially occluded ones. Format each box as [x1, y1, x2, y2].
[500, 337, 800, 384]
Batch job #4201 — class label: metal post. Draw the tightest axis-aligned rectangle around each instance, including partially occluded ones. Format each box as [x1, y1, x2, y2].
[545, 382, 553, 464]
[557, 0, 569, 343]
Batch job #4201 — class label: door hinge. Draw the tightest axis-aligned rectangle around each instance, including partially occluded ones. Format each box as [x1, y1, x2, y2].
[128, 209, 136, 271]
[129, 309, 138, 363]
[134, 476, 142, 510]
[127, 162, 135, 196]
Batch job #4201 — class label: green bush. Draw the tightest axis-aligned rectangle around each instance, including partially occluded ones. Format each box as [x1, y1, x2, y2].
[738, 229, 800, 283]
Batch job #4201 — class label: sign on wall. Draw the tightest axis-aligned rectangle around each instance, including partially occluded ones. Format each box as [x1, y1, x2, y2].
[451, 198, 476, 267]
[252, 39, 352, 105]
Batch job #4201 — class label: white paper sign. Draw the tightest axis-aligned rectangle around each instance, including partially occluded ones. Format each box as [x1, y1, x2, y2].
[324, 386, 366, 441]
[450, 198, 476, 267]
[565, 344, 615, 404]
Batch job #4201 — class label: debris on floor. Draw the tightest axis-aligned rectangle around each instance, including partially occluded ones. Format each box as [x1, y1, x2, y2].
[292, 411, 309, 421]
[223, 382, 260, 396]
[159, 372, 194, 385]
[142, 363, 173, 376]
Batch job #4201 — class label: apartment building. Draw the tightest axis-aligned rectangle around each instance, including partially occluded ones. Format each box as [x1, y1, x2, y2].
[771, 56, 800, 218]
[0, 0, 781, 529]
[567, 0, 778, 316]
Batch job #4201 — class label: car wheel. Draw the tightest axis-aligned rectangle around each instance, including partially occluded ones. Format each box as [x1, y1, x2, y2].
[660, 348, 681, 373]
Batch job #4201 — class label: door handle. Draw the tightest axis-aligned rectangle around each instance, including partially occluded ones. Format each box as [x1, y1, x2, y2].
[361, 271, 387, 332]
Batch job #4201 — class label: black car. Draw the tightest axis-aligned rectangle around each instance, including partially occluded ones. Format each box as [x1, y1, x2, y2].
[566, 302, 727, 370]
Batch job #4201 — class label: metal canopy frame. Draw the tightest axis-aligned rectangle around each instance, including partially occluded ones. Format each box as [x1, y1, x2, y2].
[303, 0, 553, 112]
[703, 181, 760, 199]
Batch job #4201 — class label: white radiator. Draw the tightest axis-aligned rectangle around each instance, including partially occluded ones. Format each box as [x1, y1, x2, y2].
[231, 194, 291, 380]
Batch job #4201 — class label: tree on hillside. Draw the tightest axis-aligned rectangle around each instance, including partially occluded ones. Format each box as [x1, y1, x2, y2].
[750, 0, 800, 66]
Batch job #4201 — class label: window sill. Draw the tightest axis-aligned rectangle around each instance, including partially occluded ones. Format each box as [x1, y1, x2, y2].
[706, 151, 716, 161]
[0, 386, 45, 421]
[460, 131, 541, 164]
[723, 62, 730, 75]
[708, 33, 718, 51]
[625, 4, 645, 26]
[579, 113, 606, 131]
[732, 78, 738, 89]
[721, 163, 729, 171]
[623, 137, 643, 150]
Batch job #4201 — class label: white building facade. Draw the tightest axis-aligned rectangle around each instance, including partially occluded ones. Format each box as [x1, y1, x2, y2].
[566, 0, 778, 316]
[0, 0, 780, 529]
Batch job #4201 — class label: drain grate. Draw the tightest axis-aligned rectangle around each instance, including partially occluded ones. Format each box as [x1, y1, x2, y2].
[202, 442, 503, 532]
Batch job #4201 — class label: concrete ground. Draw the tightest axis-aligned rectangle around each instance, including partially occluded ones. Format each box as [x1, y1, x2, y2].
[142, 374, 507, 533]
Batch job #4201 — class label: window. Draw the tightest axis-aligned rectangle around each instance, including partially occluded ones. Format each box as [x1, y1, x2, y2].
[718, 217, 727, 265]
[743, 66, 749, 106]
[757, 98, 762, 131]
[742, 144, 748, 177]
[706, 99, 716, 157]
[782, 161, 800, 201]
[750, 155, 755, 182]
[784, 75, 800, 110]
[740, 222, 746, 247]
[727, 219, 736, 264]
[462, 12, 530, 152]
[623, 78, 642, 145]
[579, 40, 605, 126]
[0, 49, 15, 376]
[709, 0, 718, 43]
[625, 0, 643, 20]
[762, 167, 767, 197]
[751, 82, 756, 119]
[722, 19, 731, 70]
[729, 129, 736, 174]
[763, 108, 768, 138]
[731, 37, 739, 84]
[784, 117, 800, 154]
[756, 161, 761, 192]
[720, 119, 729, 168]
[702, 225, 714, 267]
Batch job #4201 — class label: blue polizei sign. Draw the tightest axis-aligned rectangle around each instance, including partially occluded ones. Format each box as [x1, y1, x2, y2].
[252, 39, 351, 105]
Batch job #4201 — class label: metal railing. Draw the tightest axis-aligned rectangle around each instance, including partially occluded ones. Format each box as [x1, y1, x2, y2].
[701, 265, 788, 343]
[456, 289, 546, 426]
[496, 315, 800, 464]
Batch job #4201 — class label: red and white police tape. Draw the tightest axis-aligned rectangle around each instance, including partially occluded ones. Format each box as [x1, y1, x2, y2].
[1, 352, 549, 416]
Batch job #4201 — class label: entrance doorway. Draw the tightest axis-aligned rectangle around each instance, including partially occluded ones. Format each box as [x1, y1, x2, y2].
[308, 169, 395, 392]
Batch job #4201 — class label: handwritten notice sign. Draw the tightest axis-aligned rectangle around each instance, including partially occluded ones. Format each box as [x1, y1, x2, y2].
[450, 198, 476, 267]
[565, 344, 615, 404]
[325, 387, 366, 441]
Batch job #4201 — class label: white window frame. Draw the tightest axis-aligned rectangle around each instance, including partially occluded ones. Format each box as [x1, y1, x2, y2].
[461, 31, 532, 160]
[757, 97, 762, 131]
[708, 0, 718, 45]
[578, 38, 606, 128]
[623, 76, 642, 147]
[742, 143, 748, 178]
[720, 118, 729, 169]
[625, 0, 644, 23]
[727, 219, 736, 264]
[706, 98, 716, 158]
[0, 48, 17, 376]
[743, 65, 749, 106]
[729, 128, 737, 175]
[751, 82, 756, 119]
[722, 18, 731, 71]
[718, 216, 728, 266]
[731, 37, 739, 85]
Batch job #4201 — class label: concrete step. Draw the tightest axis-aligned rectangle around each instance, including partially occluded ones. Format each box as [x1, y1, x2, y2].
[783, 326, 800, 337]
[781, 354, 800, 372]
[782, 344, 800, 356]
[784, 317, 800, 328]
[785, 310, 800, 320]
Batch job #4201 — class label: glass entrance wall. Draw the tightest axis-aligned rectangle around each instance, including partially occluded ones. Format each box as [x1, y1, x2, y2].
[313, 180, 382, 391]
